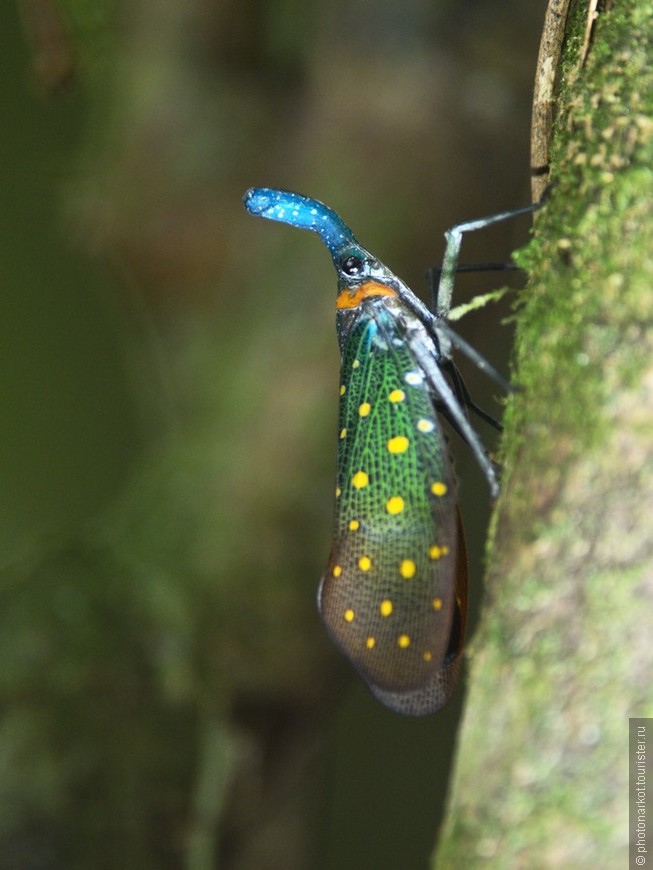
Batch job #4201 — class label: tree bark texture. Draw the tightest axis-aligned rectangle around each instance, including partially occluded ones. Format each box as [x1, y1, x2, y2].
[435, 1, 653, 866]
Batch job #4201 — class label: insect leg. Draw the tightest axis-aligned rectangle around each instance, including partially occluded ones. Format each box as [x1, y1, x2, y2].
[433, 199, 546, 318]
[410, 341, 500, 498]
[435, 321, 514, 393]
[441, 358, 502, 432]
[427, 261, 519, 287]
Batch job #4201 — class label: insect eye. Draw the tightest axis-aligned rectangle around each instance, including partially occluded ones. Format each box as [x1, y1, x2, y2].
[340, 255, 365, 277]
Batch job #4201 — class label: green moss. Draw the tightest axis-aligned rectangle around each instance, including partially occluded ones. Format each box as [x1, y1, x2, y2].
[499, 0, 653, 508]
[436, 1, 653, 866]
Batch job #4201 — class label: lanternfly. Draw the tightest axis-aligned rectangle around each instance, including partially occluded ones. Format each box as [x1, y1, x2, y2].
[244, 187, 538, 715]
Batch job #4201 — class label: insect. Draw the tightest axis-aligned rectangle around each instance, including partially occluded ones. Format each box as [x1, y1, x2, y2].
[243, 187, 537, 715]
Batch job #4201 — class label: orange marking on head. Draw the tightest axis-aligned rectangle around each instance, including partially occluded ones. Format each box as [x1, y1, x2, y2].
[336, 281, 398, 309]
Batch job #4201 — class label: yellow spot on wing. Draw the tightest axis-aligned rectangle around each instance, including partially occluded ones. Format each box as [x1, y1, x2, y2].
[400, 559, 416, 579]
[429, 546, 450, 563]
[388, 389, 405, 403]
[348, 519, 360, 531]
[366, 636, 376, 649]
[335, 487, 342, 498]
[344, 608, 355, 622]
[432, 598, 443, 611]
[417, 418, 435, 433]
[352, 359, 360, 369]
[423, 651, 433, 662]
[431, 481, 448, 497]
[340, 384, 346, 396]
[386, 496, 405, 514]
[333, 565, 342, 578]
[340, 428, 347, 439]
[387, 435, 409, 454]
[352, 471, 369, 489]
[380, 599, 393, 617]
[398, 634, 411, 648]
[358, 555, 372, 572]
[358, 402, 371, 417]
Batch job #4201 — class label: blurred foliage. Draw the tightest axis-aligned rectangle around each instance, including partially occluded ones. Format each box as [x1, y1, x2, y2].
[1, 0, 546, 867]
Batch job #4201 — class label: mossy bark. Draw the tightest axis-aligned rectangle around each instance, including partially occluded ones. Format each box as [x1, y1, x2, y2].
[434, 1, 653, 866]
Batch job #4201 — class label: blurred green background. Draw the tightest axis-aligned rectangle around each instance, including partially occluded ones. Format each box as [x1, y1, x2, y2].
[0, 1, 546, 867]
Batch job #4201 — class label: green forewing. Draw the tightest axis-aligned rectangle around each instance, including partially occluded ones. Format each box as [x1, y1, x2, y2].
[318, 301, 463, 714]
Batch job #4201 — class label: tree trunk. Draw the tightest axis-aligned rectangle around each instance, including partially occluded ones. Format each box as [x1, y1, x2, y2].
[434, 1, 653, 866]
